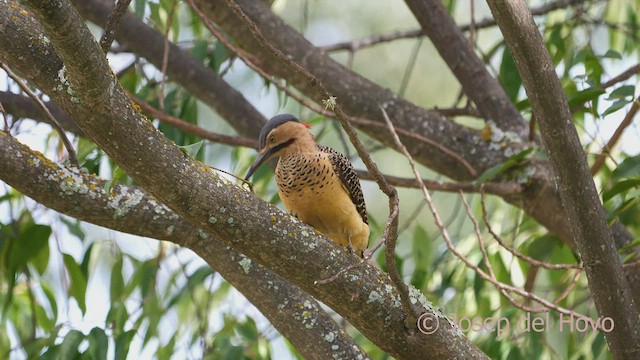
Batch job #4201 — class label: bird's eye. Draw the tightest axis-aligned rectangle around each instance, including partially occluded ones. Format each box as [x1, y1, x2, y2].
[269, 136, 276, 143]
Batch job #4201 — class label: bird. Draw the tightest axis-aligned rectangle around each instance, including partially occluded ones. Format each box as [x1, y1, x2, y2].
[245, 114, 369, 257]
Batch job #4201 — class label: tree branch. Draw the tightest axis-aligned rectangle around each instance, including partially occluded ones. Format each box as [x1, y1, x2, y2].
[130, 93, 258, 148]
[403, 0, 528, 137]
[0, 132, 367, 360]
[486, 1, 640, 358]
[590, 98, 640, 175]
[71, 0, 267, 140]
[1, 63, 78, 167]
[98, 0, 132, 52]
[191, 0, 507, 180]
[0, 90, 522, 196]
[3, 2, 485, 357]
[321, 0, 586, 52]
[0, 91, 83, 135]
[72, 0, 593, 255]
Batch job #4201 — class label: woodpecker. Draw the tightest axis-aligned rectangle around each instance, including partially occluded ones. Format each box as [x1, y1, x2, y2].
[245, 114, 369, 257]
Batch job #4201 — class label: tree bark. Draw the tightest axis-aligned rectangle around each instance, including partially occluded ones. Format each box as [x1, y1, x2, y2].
[403, 0, 528, 137]
[70, 0, 267, 140]
[1, 1, 488, 358]
[486, 1, 640, 358]
[0, 131, 368, 360]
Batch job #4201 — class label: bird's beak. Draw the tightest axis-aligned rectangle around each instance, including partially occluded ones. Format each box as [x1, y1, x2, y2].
[245, 148, 272, 180]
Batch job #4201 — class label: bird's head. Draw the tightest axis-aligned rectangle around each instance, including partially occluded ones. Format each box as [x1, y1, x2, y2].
[245, 114, 313, 180]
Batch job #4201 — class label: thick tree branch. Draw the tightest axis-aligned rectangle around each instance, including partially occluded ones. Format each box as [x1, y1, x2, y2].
[73, 0, 581, 250]
[10, 0, 640, 301]
[1, 63, 78, 166]
[71, 0, 266, 140]
[0, 91, 84, 135]
[403, 0, 527, 137]
[66, 0, 640, 299]
[486, 1, 640, 358]
[191, 0, 508, 180]
[0, 92, 521, 196]
[3, 2, 486, 358]
[0, 132, 367, 360]
[190, 0, 605, 282]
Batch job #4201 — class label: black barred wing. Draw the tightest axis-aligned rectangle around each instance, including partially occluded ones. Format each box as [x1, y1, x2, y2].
[319, 145, 368, 224]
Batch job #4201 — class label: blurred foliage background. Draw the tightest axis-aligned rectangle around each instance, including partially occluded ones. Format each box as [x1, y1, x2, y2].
[1, 0, 639, 359]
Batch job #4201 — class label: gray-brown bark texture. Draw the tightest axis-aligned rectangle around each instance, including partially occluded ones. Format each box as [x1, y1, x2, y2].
[486, 1, 640, 359]
[0, 1, 487, 358]
[0, 132, 367, 360]
[1, 0, 639, 357]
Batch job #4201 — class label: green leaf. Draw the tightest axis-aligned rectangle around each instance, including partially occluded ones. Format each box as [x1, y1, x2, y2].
[524, 235, 561, 261]
[607, 85, 635, 99]
[603, 176, 640, 202]
[81, 243, 94, 278]
[35, 303, 55, 332]
[114, 330, 136, 360]
[566, 87, 606, 108]
[110, 256, 124, 302]
[602, 99, 631, 116]
[410, 225, 431, 289]
[499, 47, 522, 102]
[236, 318, 259, 342]
[211, 41, 230, 74]
[63, 254, 88, 315]
[619, 238, 640, 253]
[141, 297, 162, 346]
[134, 0, 146, 18]
[599, 49, 622, 59]
[179, 140, 204, 158]
[41, 283, 59, 321]
[28, 326, 63, 359]
[61, 217, 86, 240]
[7, 224, 51, 274]
[87, 327, 109, 360]
[106, 302, 129, 335]
[157, 335, 176, 360]
[475, 148, 534, 184]
[104, 166, 126, 194]
[612, 155, 640, 180]
[57, 330, 84, 359]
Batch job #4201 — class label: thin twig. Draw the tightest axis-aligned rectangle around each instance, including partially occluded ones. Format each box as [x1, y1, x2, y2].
[0, 63, 78, 167]
[591, 98, 640, 175]
[321, 0, 584, 52]
[186, 0, 476, 178]
[469, 0, 477, 45]
[315, 234, 386, 285]
[215, 0, 417, 320]
[0, 100, 8, 131]
[459, 190, 546, 312]
[600, 64, 640, 89]
[356, 170, 521, 196]
[129, 92, 258, 148]
[383, 103, 590, 317]
[398, 38, 422, 97]
[159, 0, 178, 111]
[623, 259, 640, 269]
[480, 187, 582, 270]
[99, 0, 134, 53]
[432, 105, 481, 118]
[348, 117, 477, 177]
[553, 269, 582, 305]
